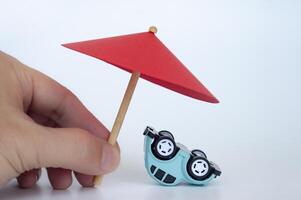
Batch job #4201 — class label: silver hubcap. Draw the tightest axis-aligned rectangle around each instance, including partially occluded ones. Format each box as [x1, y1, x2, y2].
[191, 159, 209, 177]
[156, 139, 174, 157]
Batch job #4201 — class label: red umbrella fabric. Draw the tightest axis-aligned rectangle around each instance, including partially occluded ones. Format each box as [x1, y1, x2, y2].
[63, 30, 218, 103]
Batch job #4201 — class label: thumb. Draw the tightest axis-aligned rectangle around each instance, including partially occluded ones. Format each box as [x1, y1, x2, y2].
[35, 125, 120, 175]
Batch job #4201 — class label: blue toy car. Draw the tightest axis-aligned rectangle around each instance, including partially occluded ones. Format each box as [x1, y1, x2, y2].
[143, 126, 221, 186]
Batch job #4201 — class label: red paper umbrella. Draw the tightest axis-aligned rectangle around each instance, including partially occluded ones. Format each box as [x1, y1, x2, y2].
[62, 26, 219, 185]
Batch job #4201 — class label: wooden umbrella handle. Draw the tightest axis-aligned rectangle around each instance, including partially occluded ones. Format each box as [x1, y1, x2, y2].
[108, 72, 140, 144]
[94, 72, 140, 186]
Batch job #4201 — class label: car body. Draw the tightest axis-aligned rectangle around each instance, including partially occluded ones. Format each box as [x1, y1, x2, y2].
[143, 126, 221, 186]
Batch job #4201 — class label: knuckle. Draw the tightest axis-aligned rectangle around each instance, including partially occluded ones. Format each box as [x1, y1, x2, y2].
[49, 87, 78, 122]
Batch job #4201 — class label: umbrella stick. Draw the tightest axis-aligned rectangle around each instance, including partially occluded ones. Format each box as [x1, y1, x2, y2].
[94, 71, 140, 186]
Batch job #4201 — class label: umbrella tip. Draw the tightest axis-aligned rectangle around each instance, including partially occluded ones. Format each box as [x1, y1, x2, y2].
[148, 26, 158, 34]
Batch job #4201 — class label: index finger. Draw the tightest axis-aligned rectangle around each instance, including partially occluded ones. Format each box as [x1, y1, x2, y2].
[25, 67, 109, 140]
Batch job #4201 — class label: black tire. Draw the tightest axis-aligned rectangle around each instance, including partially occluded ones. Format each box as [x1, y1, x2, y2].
[158, 130, 174, 140]
[152, 136, 177, 160]
[187, 156, 212, 181]
[191, 149, 207, 159]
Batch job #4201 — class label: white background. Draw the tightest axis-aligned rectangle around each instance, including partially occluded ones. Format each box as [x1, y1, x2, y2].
[0, 0, 300, 199]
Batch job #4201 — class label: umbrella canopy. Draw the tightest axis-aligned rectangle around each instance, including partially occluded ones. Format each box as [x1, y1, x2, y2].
[63, 29, 218, 103]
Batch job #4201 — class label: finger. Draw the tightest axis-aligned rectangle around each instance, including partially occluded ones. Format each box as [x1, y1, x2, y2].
[74, 143, 120, 187]
[17, 168, 41, 189]
[47, 168, 72, 190]
[74, 172, 94, 187]
[25, 67, 109, 139]
[35, 125, 120, 176]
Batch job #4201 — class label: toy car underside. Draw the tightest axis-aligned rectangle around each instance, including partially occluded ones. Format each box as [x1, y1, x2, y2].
[143, 126, 221, 186]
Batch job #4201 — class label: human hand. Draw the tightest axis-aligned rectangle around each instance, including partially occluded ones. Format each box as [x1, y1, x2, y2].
[0, 51, 120, 189]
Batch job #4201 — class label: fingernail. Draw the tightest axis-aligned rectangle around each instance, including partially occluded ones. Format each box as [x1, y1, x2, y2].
[100, 144, 118, 173]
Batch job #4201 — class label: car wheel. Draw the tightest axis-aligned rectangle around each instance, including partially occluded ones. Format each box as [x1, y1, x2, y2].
[187, 157, 211, 181]
[191, 149, 207, 158]
[158, 130, 174, 140]
[152, 136, 177, 160]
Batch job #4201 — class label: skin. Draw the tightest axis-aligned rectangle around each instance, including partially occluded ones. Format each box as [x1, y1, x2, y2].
[0, 51, 120, 189]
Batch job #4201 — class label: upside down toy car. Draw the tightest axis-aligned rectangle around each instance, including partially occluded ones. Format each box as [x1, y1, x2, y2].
[143, 126, 221, 186]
